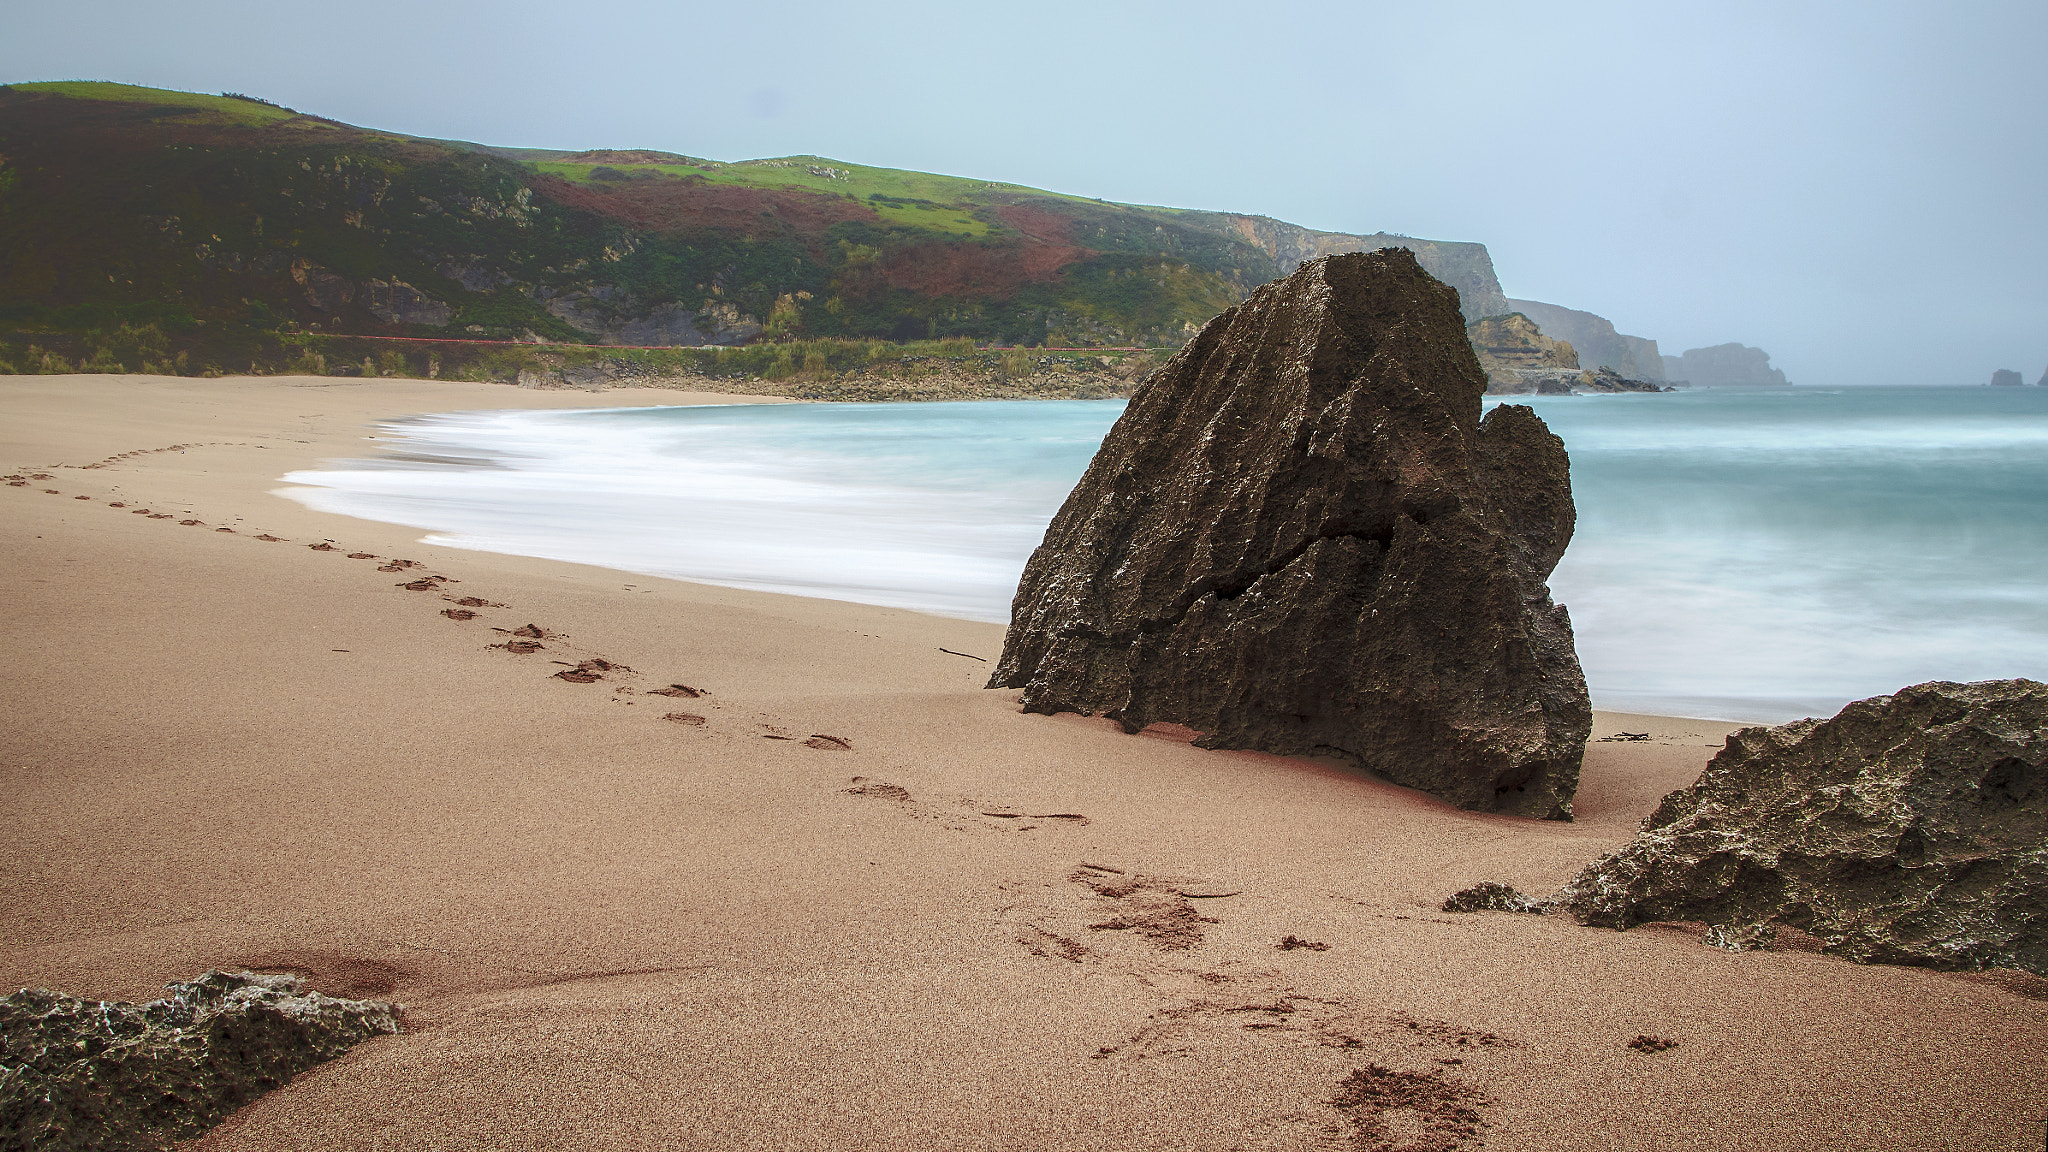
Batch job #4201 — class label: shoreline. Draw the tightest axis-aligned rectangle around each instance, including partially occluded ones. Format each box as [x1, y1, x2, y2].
[3, 373, 2039, 1151]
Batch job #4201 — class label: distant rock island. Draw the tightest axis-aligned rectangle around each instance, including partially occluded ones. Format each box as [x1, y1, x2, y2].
[1991, 369, 2024, 386]
[1662, 343, 1790, 387]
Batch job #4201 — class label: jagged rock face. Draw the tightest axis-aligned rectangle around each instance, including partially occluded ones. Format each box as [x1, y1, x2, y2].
[0, 970, 400, 1151]
[1991, 369, 2024, 387]
[1557, 679, 2048, 973]
[991, 249, 1591, 819]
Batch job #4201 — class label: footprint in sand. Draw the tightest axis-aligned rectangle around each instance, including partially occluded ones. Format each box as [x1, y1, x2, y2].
[347, 553, 377, 560]
[308, 542, 336, 551]
[441, 609, 478, 621]
[450, 596, 507, 609]
[843, 777, 911, 801]
[254, 534, 285, 541]
[74, 495, 90, 500]
[803, 734, 853, 751]
[179, 519, 204, 526]
[492, 640, 544, 654]
[646, 684, 703, 698]
[662, 712, 708, 726]
[552, 658, 626, 684]
[215, 527, 236, 533]
[398, 578, 444, 591]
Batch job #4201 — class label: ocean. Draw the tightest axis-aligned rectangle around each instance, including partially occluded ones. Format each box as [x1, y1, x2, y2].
[280, 386, 2048, 723]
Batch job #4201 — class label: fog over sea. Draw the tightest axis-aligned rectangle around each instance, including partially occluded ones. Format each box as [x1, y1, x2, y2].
[281, 386, 2048, 724]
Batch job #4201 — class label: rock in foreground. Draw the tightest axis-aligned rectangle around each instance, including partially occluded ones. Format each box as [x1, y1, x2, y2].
[1557, 679, 2048, 973]
[990, 249, 1591, 819]
[0, 970, 400, 1151]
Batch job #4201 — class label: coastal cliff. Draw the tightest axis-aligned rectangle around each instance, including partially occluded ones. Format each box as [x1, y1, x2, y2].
[0, 81, 1512, 377]
[1468, 313, 1662, 395]
[1505, 298, 1664, 381]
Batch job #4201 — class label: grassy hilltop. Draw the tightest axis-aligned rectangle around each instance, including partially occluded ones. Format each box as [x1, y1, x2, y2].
[0, 81, 1509, 381]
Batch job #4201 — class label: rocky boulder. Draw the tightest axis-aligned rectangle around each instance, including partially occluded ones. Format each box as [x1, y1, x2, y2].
[1991, 368, 2023, 387]
[1557, 679, 2048, 973]
[990, 249, 1591, 819]
[0, 970, 400, 1151]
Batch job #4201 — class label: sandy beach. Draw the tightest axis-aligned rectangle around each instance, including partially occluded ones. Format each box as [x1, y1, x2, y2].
[2, 373, 2041, 1151]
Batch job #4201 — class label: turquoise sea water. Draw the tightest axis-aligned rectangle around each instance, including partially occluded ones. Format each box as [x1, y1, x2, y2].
[281, 386, 2048, 722]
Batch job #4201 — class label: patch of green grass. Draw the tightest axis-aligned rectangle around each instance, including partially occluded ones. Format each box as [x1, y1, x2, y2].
[7, 81, 300, 127]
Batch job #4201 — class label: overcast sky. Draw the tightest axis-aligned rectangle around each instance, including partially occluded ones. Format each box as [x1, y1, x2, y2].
[8, 0, 2042, 385]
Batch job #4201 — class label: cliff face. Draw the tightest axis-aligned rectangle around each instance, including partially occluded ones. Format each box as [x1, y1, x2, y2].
[1177, 214, 1512, 322]
[1468, 313, 1578, 375]
[1663, 343, 1789, 387]
[1505, 299, 1664, 381]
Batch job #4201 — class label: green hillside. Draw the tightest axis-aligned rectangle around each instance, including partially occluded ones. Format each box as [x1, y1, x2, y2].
[0, 80, 1510, 377]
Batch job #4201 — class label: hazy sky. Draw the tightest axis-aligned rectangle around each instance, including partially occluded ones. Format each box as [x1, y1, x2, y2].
[8, 1, 2042, 385]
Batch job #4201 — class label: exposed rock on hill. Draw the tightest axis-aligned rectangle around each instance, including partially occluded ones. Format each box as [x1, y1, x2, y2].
[991, 250, 1591, 819]
[1505, 298, 1664, 381]
[1557, 679, 2048, 974]
[1661, 343, 1788, 387]
[1186, 215, 1512, 321]
[1470, 314, 1662, 396]
[1991, 369, 2024, 387]
[0, 969, 400, 1151]
[1469, 313, 1579, 374]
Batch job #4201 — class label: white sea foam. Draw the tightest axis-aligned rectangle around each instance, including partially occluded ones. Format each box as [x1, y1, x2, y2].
[280, 387, 2048, 723]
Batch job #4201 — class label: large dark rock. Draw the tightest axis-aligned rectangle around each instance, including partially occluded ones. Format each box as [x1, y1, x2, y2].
[0, 970, 400, 1151]
[1557, 679, 2048, 973]
[989, 249, 1591, 819]
[1991, 368, 2023, 387]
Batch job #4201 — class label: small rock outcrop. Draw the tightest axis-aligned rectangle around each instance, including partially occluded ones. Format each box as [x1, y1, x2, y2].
[991, 249, 1591, 819]
[362, 278, 452, 327]
[1557, 679, 2048, 973]
[1991, 368, 2024, 387]
[0, 970, 400, 1151]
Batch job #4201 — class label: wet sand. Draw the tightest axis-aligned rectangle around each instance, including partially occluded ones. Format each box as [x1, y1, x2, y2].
[1, 373, 2041, 1151]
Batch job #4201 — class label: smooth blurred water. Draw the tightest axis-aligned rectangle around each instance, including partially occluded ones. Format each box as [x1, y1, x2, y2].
[281, 387, 2048, 722]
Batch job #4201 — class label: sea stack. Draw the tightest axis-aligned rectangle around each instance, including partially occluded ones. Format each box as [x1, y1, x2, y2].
[990, 249, 1591, 819]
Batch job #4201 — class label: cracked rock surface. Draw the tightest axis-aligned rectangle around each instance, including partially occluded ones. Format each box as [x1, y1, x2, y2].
[0, 970, 400, 1152]
[1557, 679, 2048, 973]
[990, 248, 1590, 818]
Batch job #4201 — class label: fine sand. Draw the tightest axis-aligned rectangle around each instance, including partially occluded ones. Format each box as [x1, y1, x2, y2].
[1, 373, 2041, 1151]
